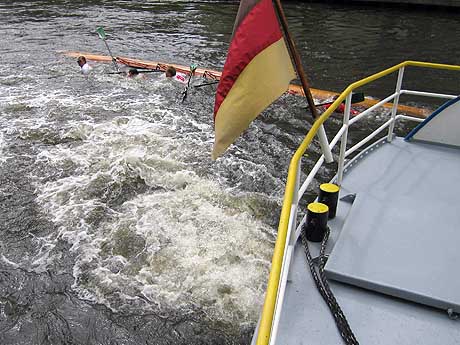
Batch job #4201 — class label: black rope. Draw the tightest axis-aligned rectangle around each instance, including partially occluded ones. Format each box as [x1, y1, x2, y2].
[301, 225, 359, 345]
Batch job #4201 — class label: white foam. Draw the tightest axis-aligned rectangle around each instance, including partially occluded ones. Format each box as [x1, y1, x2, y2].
[0, 132, 11, 163]
[34, 115, 275, 324]
[1, 254, 20, 268]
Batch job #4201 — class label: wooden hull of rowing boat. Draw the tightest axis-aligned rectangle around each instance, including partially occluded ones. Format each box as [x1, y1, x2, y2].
[62, 51, 430, 118]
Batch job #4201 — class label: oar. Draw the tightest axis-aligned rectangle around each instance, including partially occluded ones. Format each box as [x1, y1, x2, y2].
[181, 63, 197, 103]
[96, 27, 119, 72]
[313, 92, 365, 107]
[194, 80, 219, 88]
[107, 69, 164, 75]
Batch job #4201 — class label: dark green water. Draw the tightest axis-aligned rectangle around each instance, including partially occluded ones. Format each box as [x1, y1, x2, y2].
[0, 1, 458, 344]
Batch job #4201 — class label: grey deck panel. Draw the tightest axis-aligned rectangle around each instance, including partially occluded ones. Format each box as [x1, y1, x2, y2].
[276, 137, 460, 345]
[325, 191, 460, 313]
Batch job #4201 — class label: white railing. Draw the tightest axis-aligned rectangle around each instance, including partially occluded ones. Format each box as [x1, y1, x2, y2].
[255, 61, 460, 345]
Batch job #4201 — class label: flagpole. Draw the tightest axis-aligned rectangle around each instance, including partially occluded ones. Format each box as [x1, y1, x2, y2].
[273, 0, 333, 163]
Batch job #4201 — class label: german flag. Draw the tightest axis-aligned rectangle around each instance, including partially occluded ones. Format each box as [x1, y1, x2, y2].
[212, 0, 296, 159]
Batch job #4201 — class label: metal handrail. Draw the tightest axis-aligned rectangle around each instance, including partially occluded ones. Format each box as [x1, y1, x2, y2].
[255, 61, 460, 345]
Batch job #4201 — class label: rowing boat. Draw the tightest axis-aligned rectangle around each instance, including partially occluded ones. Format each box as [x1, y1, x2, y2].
[61, 51, 431, 118]
[252, 60, 460, 345]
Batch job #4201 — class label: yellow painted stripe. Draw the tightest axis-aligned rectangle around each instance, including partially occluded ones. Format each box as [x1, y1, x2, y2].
[320, 183, 339, 193]
[307, 202, 329, 213]
[256, 60, 460, 345]
[212, 38, 296, 159]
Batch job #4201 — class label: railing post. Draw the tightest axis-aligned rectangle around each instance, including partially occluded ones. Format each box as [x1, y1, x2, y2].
[337, 93, 352, 185]
[387, 66, 405, 141]
[288, 160, 301, 246]
[317, 126, 334, 163]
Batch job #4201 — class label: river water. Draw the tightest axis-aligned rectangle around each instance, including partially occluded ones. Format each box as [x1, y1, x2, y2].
[0, 1, 458, 344]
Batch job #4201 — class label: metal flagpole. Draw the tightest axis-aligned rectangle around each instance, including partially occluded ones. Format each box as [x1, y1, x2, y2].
[273, 0, 333, 163]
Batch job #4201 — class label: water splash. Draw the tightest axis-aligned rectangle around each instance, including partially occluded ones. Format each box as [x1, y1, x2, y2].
[34, 116, 275, 326]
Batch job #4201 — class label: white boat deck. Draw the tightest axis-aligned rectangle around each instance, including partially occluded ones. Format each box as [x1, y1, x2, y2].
[276, 137, 460, 344]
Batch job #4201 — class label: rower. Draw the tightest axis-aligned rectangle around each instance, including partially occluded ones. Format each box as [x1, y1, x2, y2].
[127, 68, 139, 78]
[77, 56, 92, 75]
[165, 66, 188, 84]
